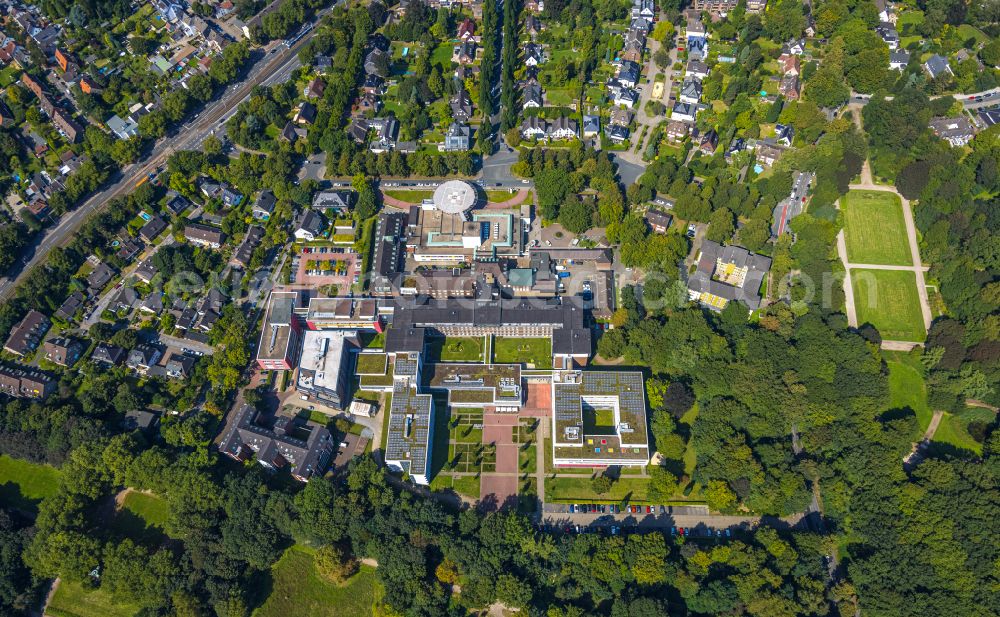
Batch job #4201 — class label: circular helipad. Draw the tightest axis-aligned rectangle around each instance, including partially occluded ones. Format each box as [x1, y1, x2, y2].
[432, 180, 476, 214]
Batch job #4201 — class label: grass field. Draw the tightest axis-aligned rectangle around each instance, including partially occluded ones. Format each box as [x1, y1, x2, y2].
[430, 42, 454, 68]
[884, 350, 933, 434]
[0, 455, 60, 514]
[355, 353, 388, 375]
[955, 24, 987, 44]
[427, 336, 484, 362]
[382, 189, 434, 203]
[493, 337, 552, 368]
[255, 545, 380, 617]
[842, 190, 912, 266]
[851, 269, 926, 342]
[47, 580, 140, 617]
[430, 474, 481, 499]
[486, 190, 517, 202]
[933, 413, 983, 455]
[112, 491, 170, 544]
[545, 476, 650, 504]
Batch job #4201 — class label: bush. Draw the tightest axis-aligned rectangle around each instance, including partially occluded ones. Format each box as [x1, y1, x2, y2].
[591, 473, 613, 495]
[314, 544, 358, 585]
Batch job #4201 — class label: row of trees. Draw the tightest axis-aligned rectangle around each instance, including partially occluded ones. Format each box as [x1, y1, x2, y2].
[499, 0, 521, 133]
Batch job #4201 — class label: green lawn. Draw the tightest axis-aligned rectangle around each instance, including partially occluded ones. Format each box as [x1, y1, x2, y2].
[898, 10, 924, 30]
[112, 491, 170, 544]
[427, 336, 484, 362]
[884, 350, 933, 434]
[255, 546, 380, 617]
[0, 455, 60, 514]
[47, 579, 140, 617]
[430, 42, 454, 68]
[851, 269, 926, 342]
[431, 474, 481, 499]
[355, 353, 388, 375]
[382, 189, 434, 203]
[493, 337, 552, 369]
[955, 24, 987, 44]
[486, 190, 517, 202]
[933, 413, 983, 455]
[545, 88, 577, 106]
[841, 190, 912, 266]
[122, 492, 169, 527]
[546, 476, 651, 504]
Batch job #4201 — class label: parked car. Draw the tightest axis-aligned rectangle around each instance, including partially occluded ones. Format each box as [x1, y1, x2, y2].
[569, 504, 576, 513]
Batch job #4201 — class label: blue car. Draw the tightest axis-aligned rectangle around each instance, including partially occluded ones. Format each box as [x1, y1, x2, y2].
[569, 504, 576, 513]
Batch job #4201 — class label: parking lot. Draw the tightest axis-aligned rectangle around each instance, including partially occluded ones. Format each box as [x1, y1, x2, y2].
[539, 502, 781, 535]
[290, 247, 359, 287]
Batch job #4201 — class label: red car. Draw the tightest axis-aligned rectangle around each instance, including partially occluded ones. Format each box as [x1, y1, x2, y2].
[646, 506, 652, 514]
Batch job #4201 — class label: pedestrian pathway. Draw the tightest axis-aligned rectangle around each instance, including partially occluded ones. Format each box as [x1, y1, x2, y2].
[837, 161, 933, 349]
[484, 189, 531, 209]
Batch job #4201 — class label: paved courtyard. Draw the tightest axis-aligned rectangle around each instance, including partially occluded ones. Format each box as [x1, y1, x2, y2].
[294, 251, 358, 287]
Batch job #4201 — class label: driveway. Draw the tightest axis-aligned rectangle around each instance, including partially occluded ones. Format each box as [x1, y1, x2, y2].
[158, 333, 215, 355]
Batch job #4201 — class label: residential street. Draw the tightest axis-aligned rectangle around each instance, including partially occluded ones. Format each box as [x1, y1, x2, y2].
[0, 6, 337, 302]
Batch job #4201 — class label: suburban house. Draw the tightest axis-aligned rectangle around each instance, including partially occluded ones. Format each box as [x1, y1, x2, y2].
[687, 59, 709, 80]
[453, 40, 477, 65]
[666, 120, 690, 142]
[55, 291, 85, 322]
[582, 115, 600, 138]
[671, 102, 698, 123]
[520, 116, 548, 140]
[450, 88, 473, 121]
[42, 337, 82, 366]
[91, 343, 127, 366]
[294, 210, 326, 241]
[126, 345, 163, 374]
[0, 365, 54, 399]
[87, 263, 115, 292]
[876, 22, 899, 50]
[679, 78, 702, 104]
[253, 189, 277, 220]
[139, 215, 168, 242]
[522, 82, 543, 109]
[782, 38, 805, 55]
[699, 129, 718, 154]
[607, 124, 629, 143]
[645, 209, 673, 233]
[184, 224, 226, 249]
[310, 191, 351, 214]
[545, 117, 575, 140]
[889, 50, 910, 71]
[778, 75, 799, 100]
[304, 77, 325, 98]
[294, 101, 317, 125]
[778, 53, 800, 76]
[457, 18, 476, 40]
[443, 122, 473, 151]
[4, 310, 50, 356]
[929, 116, 976, 147]
[923, 54, 953, 79]
[614, 88, 638, 107]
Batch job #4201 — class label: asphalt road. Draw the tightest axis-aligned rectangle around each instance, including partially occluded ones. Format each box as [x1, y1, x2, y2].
[0, 16, 326, 302]
[771, 170, 814, 237]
